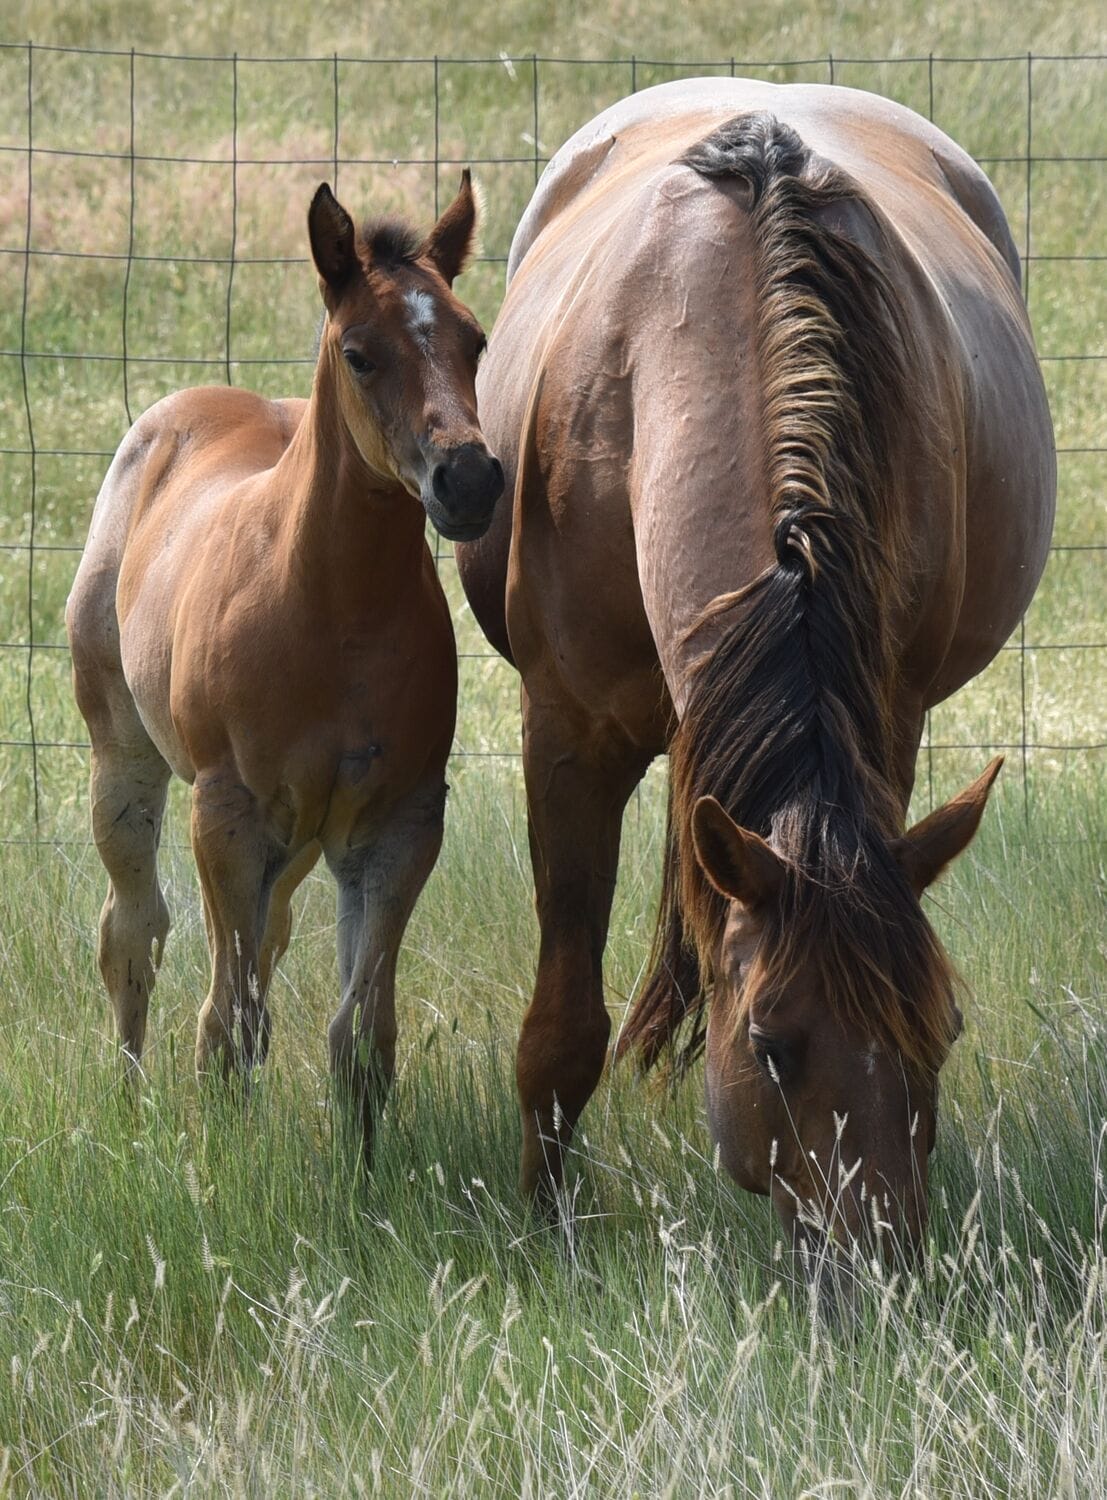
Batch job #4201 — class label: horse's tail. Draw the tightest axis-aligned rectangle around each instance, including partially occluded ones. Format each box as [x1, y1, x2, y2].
[615, 781, 705, 1072]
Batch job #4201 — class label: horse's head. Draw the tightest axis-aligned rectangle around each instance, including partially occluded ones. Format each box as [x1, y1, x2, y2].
[690, 759, 1002, 1281]
[307, 174, 504, 540]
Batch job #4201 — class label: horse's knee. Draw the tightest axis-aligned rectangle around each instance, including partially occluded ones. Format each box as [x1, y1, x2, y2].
[516, 1001, 611, 1121]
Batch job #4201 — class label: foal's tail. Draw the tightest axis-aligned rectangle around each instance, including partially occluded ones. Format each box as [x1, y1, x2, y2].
[615, 783, 706, 1072]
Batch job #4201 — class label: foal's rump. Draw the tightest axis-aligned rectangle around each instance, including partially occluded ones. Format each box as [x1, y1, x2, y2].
[68, 387, 308, 774]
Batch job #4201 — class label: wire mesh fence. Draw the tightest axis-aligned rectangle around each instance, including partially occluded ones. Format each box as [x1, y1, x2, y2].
[0, 43, 1103, 838]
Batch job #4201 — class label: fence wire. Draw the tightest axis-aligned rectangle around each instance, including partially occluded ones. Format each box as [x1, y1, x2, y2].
[0, 44, 1103, 835]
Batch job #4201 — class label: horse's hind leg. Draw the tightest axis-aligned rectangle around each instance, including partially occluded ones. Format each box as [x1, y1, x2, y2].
[325, 782, 446, 1161]
[517, 687, 650, 1199]
[88, 732, 172, 1067]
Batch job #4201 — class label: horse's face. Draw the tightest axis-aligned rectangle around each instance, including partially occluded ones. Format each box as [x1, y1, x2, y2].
[702, 900, 940, 1263]
[307, 176, 504, 540]
[692, 764, 1000, 1275]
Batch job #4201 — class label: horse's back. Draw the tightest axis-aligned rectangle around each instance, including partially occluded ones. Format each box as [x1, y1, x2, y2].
[509, 79, 1018, 282]
[70, 389, 305, 634]
[467, 78, 1054, 720]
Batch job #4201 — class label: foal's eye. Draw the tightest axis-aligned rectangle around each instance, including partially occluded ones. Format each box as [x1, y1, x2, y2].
[343, 348, 375, 377]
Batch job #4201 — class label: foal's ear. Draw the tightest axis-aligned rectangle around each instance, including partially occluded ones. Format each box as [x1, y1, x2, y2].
[308, 183, 357, 292]
[422, 169, 480, 286]
[691, 796, 785, 909]
[892, 756, 1004, 896]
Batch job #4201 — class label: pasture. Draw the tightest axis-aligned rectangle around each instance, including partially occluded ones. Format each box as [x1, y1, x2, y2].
[0, 0, 1104, 1493]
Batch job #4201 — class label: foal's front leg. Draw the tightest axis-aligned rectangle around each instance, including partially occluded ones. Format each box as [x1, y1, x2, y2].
[325, 783, 446, 1160]
[191, 774, 279, 1078]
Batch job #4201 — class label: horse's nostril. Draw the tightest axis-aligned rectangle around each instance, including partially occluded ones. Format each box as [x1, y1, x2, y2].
[488, 456, 505, 497]
[431, 463, 451, 504]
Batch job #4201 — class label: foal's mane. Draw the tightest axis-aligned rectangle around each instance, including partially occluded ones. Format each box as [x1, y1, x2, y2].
[619, 111, 959, 1077]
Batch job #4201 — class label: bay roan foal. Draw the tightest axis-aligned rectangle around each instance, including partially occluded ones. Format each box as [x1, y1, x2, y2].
[67, 175, 503, 1153]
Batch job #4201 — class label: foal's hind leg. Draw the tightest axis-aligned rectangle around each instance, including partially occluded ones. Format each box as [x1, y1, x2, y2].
[325, 782, 446, 1161]
[88, 735, 172, 1067]
[517, 688, 650, 1199]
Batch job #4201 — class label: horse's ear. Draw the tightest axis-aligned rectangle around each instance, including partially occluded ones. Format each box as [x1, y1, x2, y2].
[308, 183, 357, 292]
[422, 169, 480, 286]
[892, 756, 1003, 896]
[691, 796, 785, 908]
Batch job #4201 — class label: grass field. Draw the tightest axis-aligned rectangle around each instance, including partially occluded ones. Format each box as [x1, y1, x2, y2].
[0, 0, 1104, 1494]
[1, 772, 1105, 1493]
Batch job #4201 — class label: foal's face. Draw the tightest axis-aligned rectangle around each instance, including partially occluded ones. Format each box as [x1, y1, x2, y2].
[691, 761, 1001, 1277]
[308, 176, 504, 540]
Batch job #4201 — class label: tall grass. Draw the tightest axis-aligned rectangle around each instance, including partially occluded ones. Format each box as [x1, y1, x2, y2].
[1, 770, 1104, 1494]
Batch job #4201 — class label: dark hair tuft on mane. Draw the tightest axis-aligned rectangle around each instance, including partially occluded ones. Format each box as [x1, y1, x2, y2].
[361, 216, 422, 268]
[681, 111, 809, 200]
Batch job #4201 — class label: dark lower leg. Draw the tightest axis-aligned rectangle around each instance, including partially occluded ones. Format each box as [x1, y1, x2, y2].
[90, 745, 171, 1065]
[326, 785, 444, 1162]
[191, 778, 274, 1078]
[516, 699, 648, 1196]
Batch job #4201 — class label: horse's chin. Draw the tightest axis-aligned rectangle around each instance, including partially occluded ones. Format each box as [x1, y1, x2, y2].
[423, 505, 494, 543]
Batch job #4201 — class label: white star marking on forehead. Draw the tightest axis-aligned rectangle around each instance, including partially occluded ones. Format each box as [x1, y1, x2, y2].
[404, 288, 436, 350]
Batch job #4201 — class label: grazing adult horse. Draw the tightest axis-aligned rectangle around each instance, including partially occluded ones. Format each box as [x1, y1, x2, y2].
[456, 80, 1055, 1259]
[68, 175, 503, 1153]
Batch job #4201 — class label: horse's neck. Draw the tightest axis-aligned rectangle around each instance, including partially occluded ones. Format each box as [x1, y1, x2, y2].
[272, 366, 426, 615]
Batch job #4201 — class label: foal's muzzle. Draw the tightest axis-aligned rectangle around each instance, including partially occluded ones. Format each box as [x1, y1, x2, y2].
[423, 442, 504, 541]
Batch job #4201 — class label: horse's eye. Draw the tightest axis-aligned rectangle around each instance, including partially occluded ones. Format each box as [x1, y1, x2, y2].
[474, 334, 488, 365]
[343, 348, 375, 377]
[749, 1026, 793, 1085]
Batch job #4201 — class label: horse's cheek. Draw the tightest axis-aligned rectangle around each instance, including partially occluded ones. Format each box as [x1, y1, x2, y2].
[705, 1044, 769, 1194]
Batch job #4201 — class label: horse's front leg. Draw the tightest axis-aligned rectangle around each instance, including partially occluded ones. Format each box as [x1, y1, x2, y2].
[518, 687, 651, 1201]
[191, 773, 280, 1079]
[324, 782, 447, 1162]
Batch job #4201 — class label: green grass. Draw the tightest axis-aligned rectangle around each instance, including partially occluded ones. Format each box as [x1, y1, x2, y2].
[0, 32, 1103, 830]
[0, 3, 1104, 1493]
[1, 770, 1105, 1495]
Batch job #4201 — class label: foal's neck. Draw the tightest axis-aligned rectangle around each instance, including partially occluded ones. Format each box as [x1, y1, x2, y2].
[275, 344, 426, 611]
